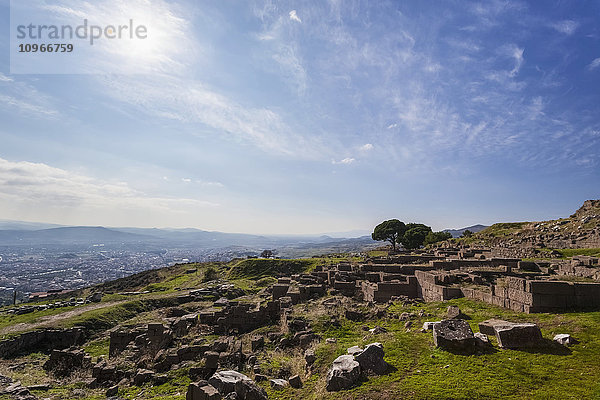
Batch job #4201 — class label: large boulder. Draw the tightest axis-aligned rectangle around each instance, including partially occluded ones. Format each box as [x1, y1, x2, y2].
[325, 355, 361, 392]
[479, 319, 543, 348]
[187, 381, 221, 400]
[234, 379, 268, 400]
[354, 343, 388, 375]
[432, 319, 476, 353]
[208, 370, 266, 399]
[494, 323, 543, 349]
[478, 319, 512, 335]
[43, 349, 91, 377]
[133, 369, 155, 386]
[209, 370, 249, 395]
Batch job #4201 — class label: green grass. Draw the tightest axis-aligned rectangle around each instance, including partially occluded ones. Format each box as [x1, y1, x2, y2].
[263, 297, 600, 400]
[83, 337, 109, 358]
[227, 259, 318, 279]
[555, 248, 600, 258]
[62, 297, 178, 332]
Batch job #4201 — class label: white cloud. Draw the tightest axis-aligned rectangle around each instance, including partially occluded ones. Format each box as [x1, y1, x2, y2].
[360, 143, 374, 151]
[332, 157, 355, 165]
[196, 180, 225, 188]
[588, 58, 600, 71]
[551, 20, 579, 35]
[0, 74, 60, 118]
[0, 157, 218, 209]
[289, 10, 302, 23]
[99, 74, 321, 157]
[181, 178, 192, 183]
[387, 124, 398, 129]
[508, 46, 524, 77]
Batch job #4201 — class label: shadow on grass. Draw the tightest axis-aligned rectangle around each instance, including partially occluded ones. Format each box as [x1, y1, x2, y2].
[515, 339, 572, 355]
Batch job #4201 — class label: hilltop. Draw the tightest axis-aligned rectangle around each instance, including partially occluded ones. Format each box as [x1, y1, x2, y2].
[450, 200, 600, 259]
[0, 202, 600, 399]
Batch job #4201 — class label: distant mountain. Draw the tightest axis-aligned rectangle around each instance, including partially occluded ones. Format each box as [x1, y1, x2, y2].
[0, 226, 152, 245]
[0, 219, 65, 231]
[0, 223, 374, 250]
[444, 224, 489, 238]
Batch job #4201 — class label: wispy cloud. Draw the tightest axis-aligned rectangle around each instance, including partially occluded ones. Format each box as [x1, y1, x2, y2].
[508, 45, 525, 77]
[332, 157, 355, 165]
[289, 10, 302, 23]
[550, 20, 579, 35]
[588, 58, 600, 71]
[0, 77, 60, 118]
[99, 74, 323, 157]
[359, 143, 374, 151]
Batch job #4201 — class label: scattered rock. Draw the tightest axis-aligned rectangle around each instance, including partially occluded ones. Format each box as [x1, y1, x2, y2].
[270, 378, 289, 390]
[478, 319, 512, 336]
[554, 334, 578, 346]
[133, 369, 155, 386]
[347, 346, 363, 356]
[288, 375, 302, 388]
[325, 355, 361, 392]
[106, 386, 119, 397]
[250, 336, 264, 352]
[446, 305, 465, 319]
[187, 381, 221, 400]
[234, 378, 268, 400]
[326, 338, 337, 344]
[368, 326, 387, 335]
[43, 348, 91, 377]
[474, 332, 491, 347]
[208, 370, 251, 396]
[355, 342, 389, 375]
[304, 349, 316, 366]
[494, 323, 543, 349]
[422, 321, 440, 331]
[433, 319, 476, 353]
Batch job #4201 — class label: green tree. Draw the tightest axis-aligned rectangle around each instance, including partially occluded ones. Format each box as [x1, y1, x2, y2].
[461, 229, 474, 238]
[399, 223, 433, 250]
[424, 231, 453, 246]
[372, 219, 406, 252]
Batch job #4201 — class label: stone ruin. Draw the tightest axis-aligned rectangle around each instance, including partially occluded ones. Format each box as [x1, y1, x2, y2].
[266, 248, 600, 314]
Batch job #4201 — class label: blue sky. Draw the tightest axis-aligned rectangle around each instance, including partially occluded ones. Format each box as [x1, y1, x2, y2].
[0, 0, 599, 235]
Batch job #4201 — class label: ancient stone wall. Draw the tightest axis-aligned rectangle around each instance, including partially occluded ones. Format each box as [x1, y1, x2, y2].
[0, 327, 84, 358]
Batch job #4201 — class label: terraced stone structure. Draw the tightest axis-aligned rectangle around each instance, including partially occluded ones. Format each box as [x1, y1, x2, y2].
[272, 250, 600, 314]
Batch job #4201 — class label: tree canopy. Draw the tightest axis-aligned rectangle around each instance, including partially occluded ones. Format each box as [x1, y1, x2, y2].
[372, 220, 439, 251]
[399, 223, 433, 250]
[371, 219, 406, 252]
[423, 231, 453, 246]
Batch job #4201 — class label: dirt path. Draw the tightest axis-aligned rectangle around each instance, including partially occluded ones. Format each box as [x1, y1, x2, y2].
[0, 300, 128, 335]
